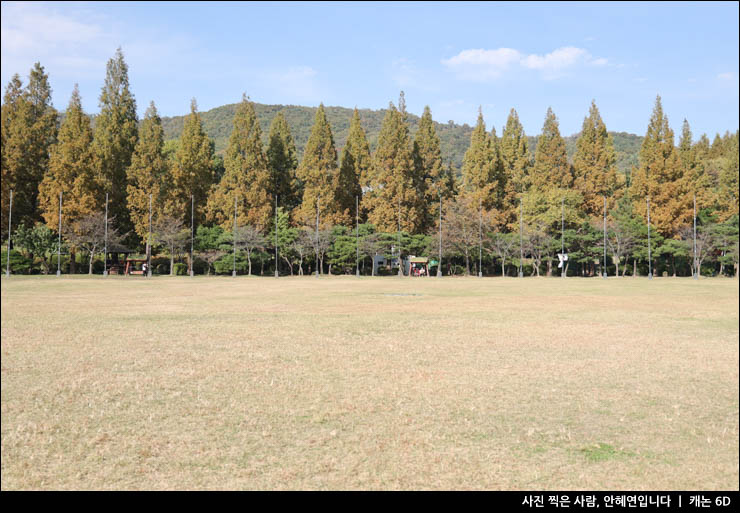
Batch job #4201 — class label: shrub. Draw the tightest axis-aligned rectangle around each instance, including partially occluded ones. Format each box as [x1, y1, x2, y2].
[173, 262, 188, 275]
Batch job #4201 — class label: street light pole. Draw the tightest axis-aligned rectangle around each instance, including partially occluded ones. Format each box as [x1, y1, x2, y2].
[57, 191, 62, 277]
[104, 192, 108, 276]
[518, 197, 523, 278]
[6, 189, 12, 277]
[693, 193, 697, 279]
[603, 195, 607, 278]
[647, 196, 652, 280]
[561, 196, 564, 279]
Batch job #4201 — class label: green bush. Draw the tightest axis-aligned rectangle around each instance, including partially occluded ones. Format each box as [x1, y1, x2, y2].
[1, 249, 35, 274]
[174, 262, 188, 275]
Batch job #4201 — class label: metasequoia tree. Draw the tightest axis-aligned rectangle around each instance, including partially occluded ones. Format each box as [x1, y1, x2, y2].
[93, 48, 138, 235]
[170, 99, 214, 226]
[499, 108, 531, 230]
[266, 111, 300, 213]
[335, 108, 366, 226]
[531, 107, 572, 192]
[630, 96, 689, 239]
[364, 97, 425, 233]
[208, 95, 271, 229]
[38, 86, 100, 273]
[572, 101, 619, 220]
[295, 104, 343, 227]
[127, 101, 169, 242]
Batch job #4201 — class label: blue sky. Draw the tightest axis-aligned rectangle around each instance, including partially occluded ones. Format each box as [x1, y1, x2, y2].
[2, 1, 738, 138]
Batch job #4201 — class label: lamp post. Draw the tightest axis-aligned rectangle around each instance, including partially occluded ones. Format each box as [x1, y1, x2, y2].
[603, 195, 607, 278]
[103, 192, 108, 276]
[57, 191, 62, 277]
[6, 189, 12, 277]
[647, 196, 652, 280]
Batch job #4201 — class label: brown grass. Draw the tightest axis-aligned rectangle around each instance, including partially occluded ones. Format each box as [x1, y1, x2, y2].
[1, 275, 738, 490]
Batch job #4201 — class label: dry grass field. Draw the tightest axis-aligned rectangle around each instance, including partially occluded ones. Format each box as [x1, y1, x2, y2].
[1, 275, 738, 490]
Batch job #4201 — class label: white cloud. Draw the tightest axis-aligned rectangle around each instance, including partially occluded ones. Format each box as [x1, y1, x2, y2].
[258, 66, 322, 103]
[717, 72, 737, 81]
[442, 46, 608, 81]
[441, 48, 521, 81]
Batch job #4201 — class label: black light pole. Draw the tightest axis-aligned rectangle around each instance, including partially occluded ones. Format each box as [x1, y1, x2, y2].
[603, 195, 607, 278]
[647, 196, 652, 280]
[57, 191, 62, 277]
[6, 189, 12, 277]
[233, 195, 237, 277]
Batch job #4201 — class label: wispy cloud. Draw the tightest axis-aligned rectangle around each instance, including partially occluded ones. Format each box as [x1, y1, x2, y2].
[442, 46, 608, 81]
[258, 66, 322, 103]
[717, 72, 738, 81]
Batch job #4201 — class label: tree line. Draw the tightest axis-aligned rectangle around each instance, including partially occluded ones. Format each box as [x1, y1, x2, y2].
[2, 49, 738, 277]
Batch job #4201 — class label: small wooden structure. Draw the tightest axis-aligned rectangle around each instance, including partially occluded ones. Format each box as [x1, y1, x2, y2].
[408, 256, 429, 277]
[106, 244, 146, 275]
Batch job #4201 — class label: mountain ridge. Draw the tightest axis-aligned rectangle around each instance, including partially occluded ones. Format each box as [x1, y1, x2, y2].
[159, 101, 643, 174]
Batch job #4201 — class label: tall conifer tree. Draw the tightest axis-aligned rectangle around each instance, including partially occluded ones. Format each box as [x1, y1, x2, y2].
[1, 65, 57, 234]
[572, 101, 619, 219]
[127, 102, 169, 241]
[364, 100, 424, 233]
[338, 108, 369, 222]
[171, 99, 214, 226]
[267, 111, 300, 213]
[295, 104, 342, 227]
[207, 95, 270, 229]
[38, 85, 100, 270]
[460, 108, 496, 211]
[531, 107, 572, 191]
[413, 106, 451, 231]
[93, 48, 138, 234]
[630, 95, 688, 238]
[499, 108, 531, 230]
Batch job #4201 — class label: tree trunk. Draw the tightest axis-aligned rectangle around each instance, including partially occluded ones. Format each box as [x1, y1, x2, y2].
[613, 255, 619, 277]
[672, 254, 676, 277]
[247, 253, 252, 275]
[170, 251, 174, 276]
[501, 261, 506, 277]
[328, 263, 332, 275]
[69, 248, 76, 274]
[633, 258, 637, 277]
[283, 256, 293, 275]
[546, 259, 552, 277]
[464, 250, 470, 276]
[89, 252, 94, 275]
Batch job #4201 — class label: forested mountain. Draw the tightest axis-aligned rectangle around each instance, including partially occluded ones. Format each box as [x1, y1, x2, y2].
[159, 102, 642, 175]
